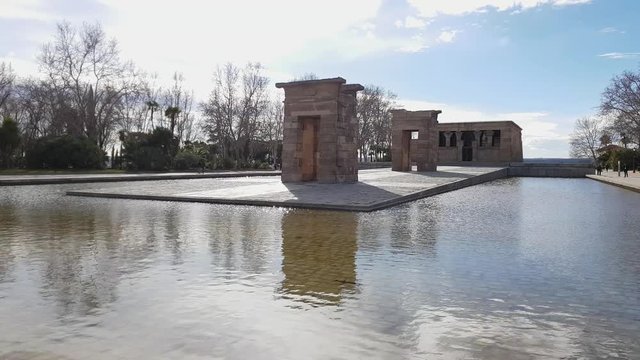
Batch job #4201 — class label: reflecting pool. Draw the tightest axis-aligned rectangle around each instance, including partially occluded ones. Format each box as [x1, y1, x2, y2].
[0, 178, 639, 359]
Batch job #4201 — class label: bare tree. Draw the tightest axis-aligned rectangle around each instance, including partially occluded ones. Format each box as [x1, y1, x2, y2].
[261, 97, 284, 163]
[176, 90, 198, 143]
[601, 70, 640, 147]
[115, 87, 147, 133]
[357, 85, 397, 161]
[140, 73, 163, 132]
[0, 62, 14, 112]
[291, 73, 318, 81]
[11, 79, 49, 145]
[202, 62, 270, 162]
[569, 116, 604, 161]
[161, 72, 198, 143]
[38, 22, 139, 149]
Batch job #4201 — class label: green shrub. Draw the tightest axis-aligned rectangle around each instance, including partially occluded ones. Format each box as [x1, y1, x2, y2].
[174, 152, 203, 170]
[121, 127, 179, 171]
[219, 157, 235, 170]
[25, 135, 104, 169]
[129, 146, 170, 171]
[0, 117, 21, 168]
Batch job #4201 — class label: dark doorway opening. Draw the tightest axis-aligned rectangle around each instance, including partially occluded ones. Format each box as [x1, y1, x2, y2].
[461, 131, 474, 162]
[399, 130, 414, 171]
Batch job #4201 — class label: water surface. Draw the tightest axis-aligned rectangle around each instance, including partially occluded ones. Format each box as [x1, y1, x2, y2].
[0, 178, 639, 359]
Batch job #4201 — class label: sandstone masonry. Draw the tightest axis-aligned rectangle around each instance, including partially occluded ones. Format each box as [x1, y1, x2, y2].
[391, 109, 441, 172]
[276, 78, 363, 183]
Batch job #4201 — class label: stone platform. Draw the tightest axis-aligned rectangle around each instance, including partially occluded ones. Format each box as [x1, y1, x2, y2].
[587, 170, 640, 193]
[67, 167, 507, 212]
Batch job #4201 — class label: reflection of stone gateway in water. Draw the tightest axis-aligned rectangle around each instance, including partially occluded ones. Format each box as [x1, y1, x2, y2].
[279, 210, 358, 306]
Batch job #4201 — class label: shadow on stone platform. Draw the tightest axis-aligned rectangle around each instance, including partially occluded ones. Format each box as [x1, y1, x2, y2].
[66, 167, 508, 212]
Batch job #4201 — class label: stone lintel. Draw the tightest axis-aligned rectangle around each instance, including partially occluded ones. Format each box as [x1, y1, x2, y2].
[275, 77, 346, 89]
[341, 84, 364, 93]
[391, 109, 442, 117]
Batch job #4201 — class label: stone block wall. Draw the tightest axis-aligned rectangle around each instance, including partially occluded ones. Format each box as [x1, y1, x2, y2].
[390, 110, 440, 172]
[435, 121, 523, 165]
[276, 78, 363, 183]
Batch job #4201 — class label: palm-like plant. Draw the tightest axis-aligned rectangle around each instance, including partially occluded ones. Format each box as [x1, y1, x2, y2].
[164, 106, 181, 135]
[146, 100, 159, 130]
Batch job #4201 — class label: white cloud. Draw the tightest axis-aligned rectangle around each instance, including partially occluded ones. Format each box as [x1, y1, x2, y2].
[397, 35, 429, 53]
[0, 0, 48, 20]
[598, 52, 640, 59]
[85, 0, 388, 99]
[1, 0, 441, 101]
[407, 0, 591, 18]
[437, 30, 459, 43]
[97, 0, 383, 63]
[398, 99, 573, 157]
[0, 52, 39, 76]
[395, 16, 428, 29]
[599, 27, 625, 34]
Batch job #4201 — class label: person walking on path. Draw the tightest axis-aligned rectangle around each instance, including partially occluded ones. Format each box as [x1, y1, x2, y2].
[596, 164, 602, 175]
[623, 164, 629, 178]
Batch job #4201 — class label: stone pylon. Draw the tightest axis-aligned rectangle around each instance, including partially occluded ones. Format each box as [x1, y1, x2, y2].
[276, 77, 363, 183]
[390, 109, 441, 172]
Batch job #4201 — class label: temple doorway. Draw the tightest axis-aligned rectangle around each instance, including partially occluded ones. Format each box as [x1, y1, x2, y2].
[462, 131, 474, 161]
[398, 130, 414, 171]
[300, 117, 319, 181]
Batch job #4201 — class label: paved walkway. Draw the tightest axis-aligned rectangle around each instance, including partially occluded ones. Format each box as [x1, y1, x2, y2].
[587, 169, 640, 192]
[0, 170, 280, 186]
[67, 167, 508, 212]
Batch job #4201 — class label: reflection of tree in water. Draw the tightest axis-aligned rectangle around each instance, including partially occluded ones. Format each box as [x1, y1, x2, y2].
[357, 201, 440, 257]
[348, 200, 443, 348]
[18, 202, 167, 317]
[162, 206, 184, 265]
[389, 202, 439, 256]
[207, 208, 278, 275]
[0, 204, 18, 283]
[279, 210, 358, 307]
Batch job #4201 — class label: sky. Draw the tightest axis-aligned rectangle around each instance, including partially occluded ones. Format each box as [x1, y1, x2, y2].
[1, 0, 639, 158]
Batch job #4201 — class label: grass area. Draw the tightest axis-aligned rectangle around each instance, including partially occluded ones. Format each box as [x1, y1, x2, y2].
[0, 169, 127, 175]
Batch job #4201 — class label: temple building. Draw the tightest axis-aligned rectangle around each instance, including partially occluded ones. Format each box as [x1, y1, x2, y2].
[435, 121, 523, 165]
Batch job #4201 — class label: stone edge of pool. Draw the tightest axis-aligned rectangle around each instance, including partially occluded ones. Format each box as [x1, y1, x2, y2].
[66, 169, 509, 212]
[586, 174, 640, 193]
[0, 171, 282, 186]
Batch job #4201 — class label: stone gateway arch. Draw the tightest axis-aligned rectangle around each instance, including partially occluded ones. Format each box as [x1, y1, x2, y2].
[276, 77, 523, 182]
[390, 109, 441, 172]
[276, 78, 363, 183]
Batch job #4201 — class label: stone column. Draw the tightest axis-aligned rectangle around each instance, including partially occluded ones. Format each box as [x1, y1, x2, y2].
[485, 130, 494, 147]
[457, 131, 463, 161]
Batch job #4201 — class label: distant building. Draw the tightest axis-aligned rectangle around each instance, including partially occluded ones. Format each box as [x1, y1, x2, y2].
[393, 112, 524, 168]
[430, 121, 523, 165]
[438, 121, 522, 165]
